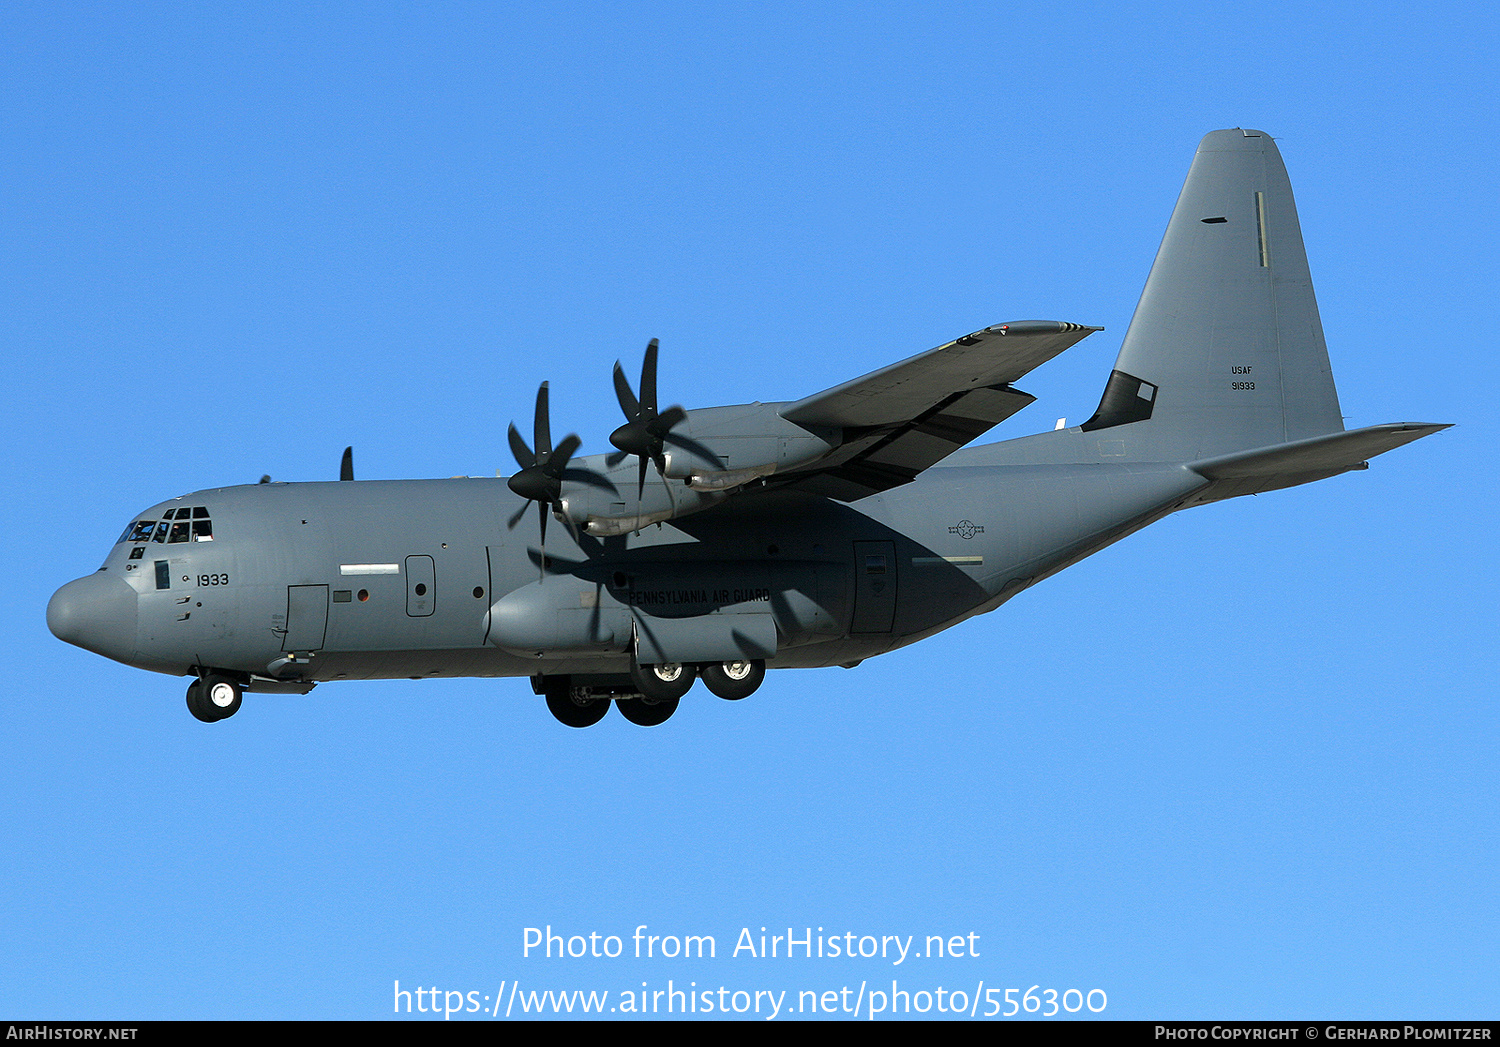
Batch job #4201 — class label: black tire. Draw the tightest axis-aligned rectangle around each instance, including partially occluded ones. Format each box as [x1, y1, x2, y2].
[545, 688, 610, 728]
[616, 696, 679, 726]
[185, 680, 220, 723]
[629, 659, 696, 701]
[701, 659, 765, 701]
[201, 674, 242, 719]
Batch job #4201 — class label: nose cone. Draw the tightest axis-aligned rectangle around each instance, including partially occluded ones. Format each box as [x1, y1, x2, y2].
[47, 572, 139, 662]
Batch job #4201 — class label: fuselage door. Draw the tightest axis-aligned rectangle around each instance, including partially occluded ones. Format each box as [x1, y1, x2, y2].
[406, 555, 435, 617]
[851, 540, 897, 633]
[283, 585, 329, 652]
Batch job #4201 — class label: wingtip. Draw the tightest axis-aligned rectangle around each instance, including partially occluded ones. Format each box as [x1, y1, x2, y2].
[988, 320, 1104, 337]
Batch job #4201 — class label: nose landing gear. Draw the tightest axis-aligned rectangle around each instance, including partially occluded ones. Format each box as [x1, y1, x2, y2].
[185, 673, 242, 723]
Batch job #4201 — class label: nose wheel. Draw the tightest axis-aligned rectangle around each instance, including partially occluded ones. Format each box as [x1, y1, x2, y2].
[185, 674, 242, 722]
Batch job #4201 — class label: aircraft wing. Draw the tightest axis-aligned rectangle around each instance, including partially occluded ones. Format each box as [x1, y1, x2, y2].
[775, 320, 1102, 499]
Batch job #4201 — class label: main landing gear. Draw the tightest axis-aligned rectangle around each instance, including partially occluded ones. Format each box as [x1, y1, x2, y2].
[542, 679, 611, 729]
[186, 673, 242, 723]
[700, 660, 766, 701]
[629, 660, 696, 702]
[615, 694, 679, 727]
[537, 658, 767, 728]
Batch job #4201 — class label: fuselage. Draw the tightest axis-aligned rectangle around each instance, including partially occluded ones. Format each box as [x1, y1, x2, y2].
[47, 449, 1209, 689]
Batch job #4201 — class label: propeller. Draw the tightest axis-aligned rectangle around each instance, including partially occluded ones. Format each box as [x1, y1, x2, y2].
[607, 338, 720, 500]
[506, 382, 583, 557]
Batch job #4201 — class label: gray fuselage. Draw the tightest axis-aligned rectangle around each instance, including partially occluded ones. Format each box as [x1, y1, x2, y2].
[50, 450, 1209, 688]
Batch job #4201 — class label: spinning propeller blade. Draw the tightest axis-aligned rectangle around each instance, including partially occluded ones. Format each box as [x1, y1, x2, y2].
[506, 382, 584, 576]
[608, 338, 712, 503]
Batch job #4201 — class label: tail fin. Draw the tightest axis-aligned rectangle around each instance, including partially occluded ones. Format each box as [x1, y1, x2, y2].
[1082, 128, 1344, 460]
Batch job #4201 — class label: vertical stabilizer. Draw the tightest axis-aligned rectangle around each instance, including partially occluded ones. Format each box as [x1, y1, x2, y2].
[1082, 128, 1344, 460]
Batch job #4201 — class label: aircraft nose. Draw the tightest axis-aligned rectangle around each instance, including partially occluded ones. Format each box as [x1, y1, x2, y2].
[47, 572, 138, 661]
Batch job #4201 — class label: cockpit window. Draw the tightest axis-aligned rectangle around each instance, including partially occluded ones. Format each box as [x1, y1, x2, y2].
[117, 507, 216, 544]
[123, 521, 157, 543]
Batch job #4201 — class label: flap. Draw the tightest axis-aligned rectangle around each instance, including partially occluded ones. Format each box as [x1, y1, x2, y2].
[778, 384, 1035, 500]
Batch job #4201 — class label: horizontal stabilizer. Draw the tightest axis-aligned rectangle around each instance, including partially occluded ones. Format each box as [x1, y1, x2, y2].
[1186, 423, 1450, 497]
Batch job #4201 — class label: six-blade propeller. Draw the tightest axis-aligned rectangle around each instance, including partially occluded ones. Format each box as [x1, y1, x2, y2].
[607, 337, 690, 500]
[506, 382, 582, 550]
[507, 339, 716, 560]
[607, 338, 721, 500]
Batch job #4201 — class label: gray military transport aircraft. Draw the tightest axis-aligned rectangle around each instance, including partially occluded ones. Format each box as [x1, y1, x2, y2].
[48, 128, 1448, 728]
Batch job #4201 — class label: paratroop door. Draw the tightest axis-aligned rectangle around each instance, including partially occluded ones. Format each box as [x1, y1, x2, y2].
[850, 541, 897, 633]
[283, 585, 329, 652]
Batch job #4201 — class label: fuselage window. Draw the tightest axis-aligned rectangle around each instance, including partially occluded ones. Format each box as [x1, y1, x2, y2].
[192, 517, 213, 541]
[152, 521, 170, 543]
[168, 520, 191, 543]
[154, 561, 170, 590]
[124, 521, 157, 543]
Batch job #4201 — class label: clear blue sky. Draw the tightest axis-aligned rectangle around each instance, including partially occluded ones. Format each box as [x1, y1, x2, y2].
[4, 2, 1495, 1020]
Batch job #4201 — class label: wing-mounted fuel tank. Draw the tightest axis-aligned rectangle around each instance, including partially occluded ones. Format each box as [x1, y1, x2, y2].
[487, 557, 846, 663]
